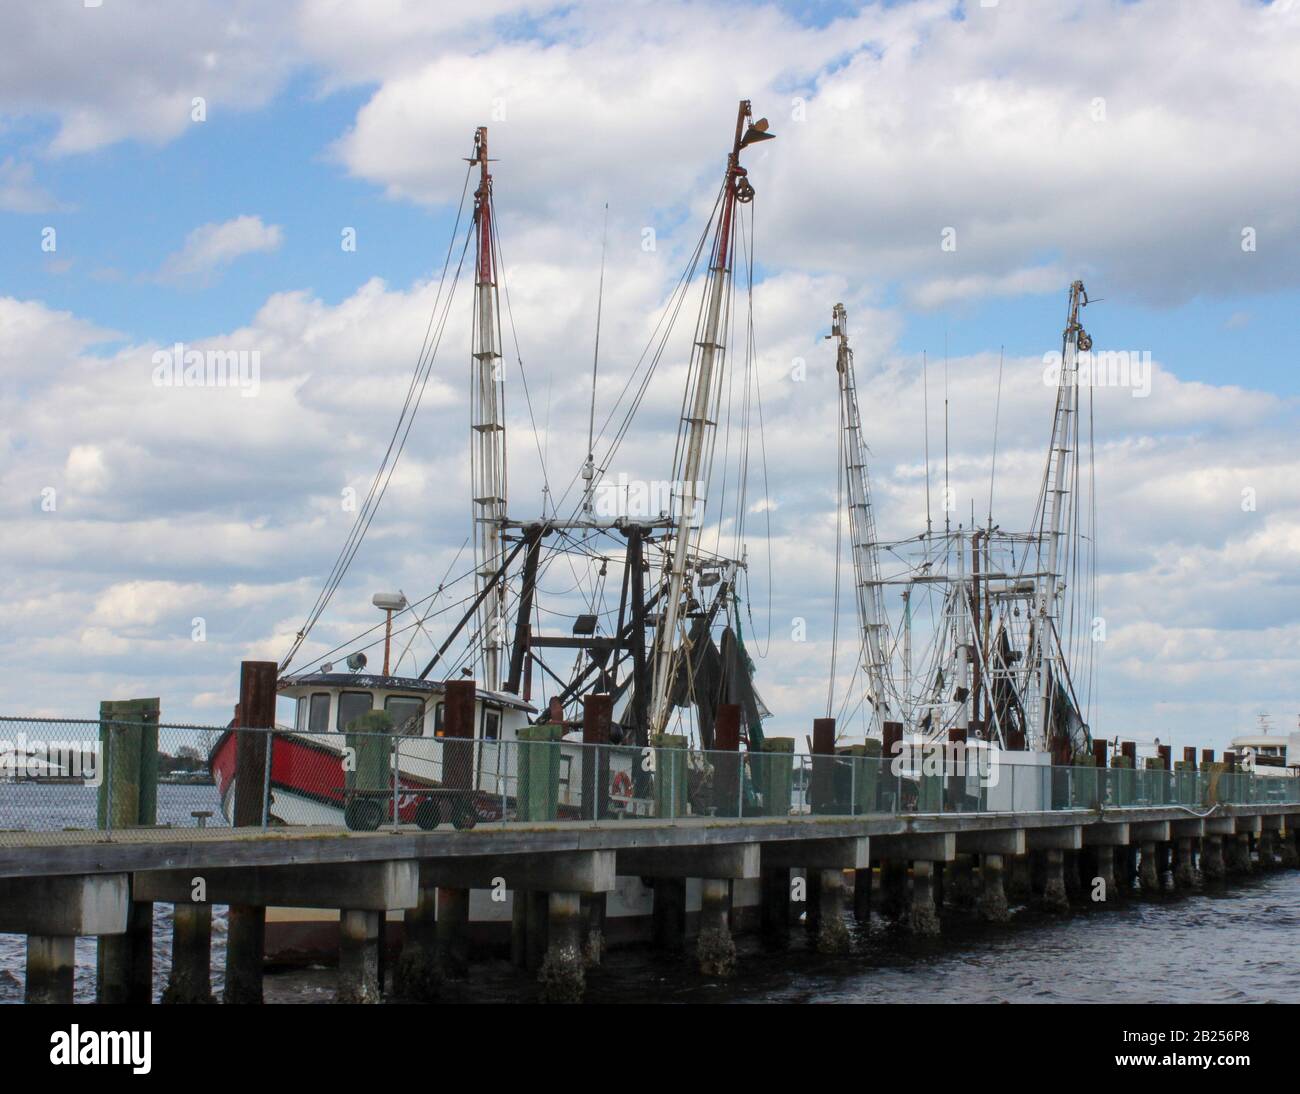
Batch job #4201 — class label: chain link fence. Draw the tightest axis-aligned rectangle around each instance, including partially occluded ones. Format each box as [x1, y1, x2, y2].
[2, 716, 1297, 847]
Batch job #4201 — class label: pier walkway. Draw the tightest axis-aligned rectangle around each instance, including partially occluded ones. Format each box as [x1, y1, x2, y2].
[1, 715, 1298, 1003]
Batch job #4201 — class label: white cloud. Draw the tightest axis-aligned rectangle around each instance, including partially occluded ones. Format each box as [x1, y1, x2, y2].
[0, 157, 64, 213]
[2, 1, 1300, 747]
[158, 215, 283, 282]
[0, 1, 296, 154]
[2, 249, 1299, 743]
[906, 265, 1065, 311]
[5, 2, 1299, 304]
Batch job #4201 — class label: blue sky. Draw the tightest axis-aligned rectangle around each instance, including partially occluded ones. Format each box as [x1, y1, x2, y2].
[2, 0, 1299, 751]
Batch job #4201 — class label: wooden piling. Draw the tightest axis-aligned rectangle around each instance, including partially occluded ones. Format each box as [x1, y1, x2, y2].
[437, 679, 475, 978]
[879, 859, 909, 922]
[651, 877, 687, 953]
[435, 887, 470, 979]
[1138, 842, 1161, 893]
[810, 717, 836, 813]
[223, 662, 276, 1005]
[162, 903, 214, 1004]
[338, 909, 382, 1003]
[524, 890, 549, 970]
[978, 854, 1010, 922]
[909, 861, 941, 935]
[814, 869, 851, 953]
[396, 881, 441, 999]
[714, 703, 742, 817]
[1036, 850, 1069, 913]
[539, 892, 585, 1002]
[697, 877, 737, 975]
[760, 866, 791, 946]
[96, 696, 159, 1005]
[580, 693, 612, 822]
[26, 936, 75, 1005]
[853, 866, 872, 924]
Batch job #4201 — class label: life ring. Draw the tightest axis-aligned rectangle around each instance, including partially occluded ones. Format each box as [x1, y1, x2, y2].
[611, 771, 634, 799]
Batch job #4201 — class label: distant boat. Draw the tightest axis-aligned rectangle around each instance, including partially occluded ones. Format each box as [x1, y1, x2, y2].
[1230, 713, 1300, 777]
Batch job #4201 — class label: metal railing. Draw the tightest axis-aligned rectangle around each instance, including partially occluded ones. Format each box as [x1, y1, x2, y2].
[2, 716, 1298, 846]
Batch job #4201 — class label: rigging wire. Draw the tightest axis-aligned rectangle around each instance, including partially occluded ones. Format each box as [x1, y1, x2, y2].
[281, 185, 476, 673]
[489, 191, 551, 516]
[584, 203, 610, 509]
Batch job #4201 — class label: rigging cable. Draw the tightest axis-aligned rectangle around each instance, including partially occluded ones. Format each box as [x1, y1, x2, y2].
[281, 175, 476, 673]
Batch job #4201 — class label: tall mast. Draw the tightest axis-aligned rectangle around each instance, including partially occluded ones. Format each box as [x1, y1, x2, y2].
[831, 303, 891, 736]
[1035, 279, 1088, 750]
[649, 100, 773, 736]
[470, 127, 507, 691]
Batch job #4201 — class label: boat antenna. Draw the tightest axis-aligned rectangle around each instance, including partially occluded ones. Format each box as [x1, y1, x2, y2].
[923, 350, 932, 537]
[582, 203, 609, 516]
[988, 344, 1004, 527]
[943, 330, 950, 535]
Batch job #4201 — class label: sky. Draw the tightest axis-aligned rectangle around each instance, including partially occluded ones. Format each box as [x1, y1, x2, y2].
[1, 0, 1298, 754]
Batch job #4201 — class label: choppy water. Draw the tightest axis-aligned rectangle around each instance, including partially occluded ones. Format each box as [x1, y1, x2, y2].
[3, 851, 1297, 1003]
[457, 872, 1300, 1005]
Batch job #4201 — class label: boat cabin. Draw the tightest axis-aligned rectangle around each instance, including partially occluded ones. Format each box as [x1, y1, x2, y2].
[277, 672, 536, 742]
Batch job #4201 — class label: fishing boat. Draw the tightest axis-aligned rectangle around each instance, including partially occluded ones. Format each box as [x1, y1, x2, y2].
[823, 282, 1100, 808]
[1230, 714, 1300, 777]
[208, 99, 1106, 955]
[206, 102, 784, 950]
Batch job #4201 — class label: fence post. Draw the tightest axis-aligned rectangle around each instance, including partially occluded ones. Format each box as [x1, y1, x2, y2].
[391, 736, 401, 832]
[670, 747, 677, 823]
[581, 694, 612, 821]
[501, 739, 508, 826]
[261, 726, 273, 830]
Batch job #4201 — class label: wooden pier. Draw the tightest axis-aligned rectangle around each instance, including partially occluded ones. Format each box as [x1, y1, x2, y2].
[2, 799, 1297, 1003]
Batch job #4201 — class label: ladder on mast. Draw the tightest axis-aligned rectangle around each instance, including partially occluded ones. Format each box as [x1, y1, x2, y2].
[1034, 279, 1089, 752]
[470, 127, 508, 692]
[831, 303, 892, 736]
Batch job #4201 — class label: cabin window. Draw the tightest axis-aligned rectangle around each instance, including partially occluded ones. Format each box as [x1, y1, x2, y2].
[483, 709, 500, 741]
[434, 702, 445, 736]
[337, 691, 374, 732]
[295, 696, 307, 731]
[386, 696, 425, 736]
[309, 693, 331, 733]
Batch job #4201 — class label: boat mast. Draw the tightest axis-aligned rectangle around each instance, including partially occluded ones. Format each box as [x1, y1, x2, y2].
[1034, 279, 1088, 750]
[649, 100, 773, 737]
[830, 303, 891, 737]
[470, 127, 508, 692]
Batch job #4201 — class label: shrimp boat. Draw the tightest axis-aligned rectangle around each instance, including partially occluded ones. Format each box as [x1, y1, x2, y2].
[817, 277, 1101, 821]
[208, 99, 1105, 953]
[210, 102, 780, 843]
